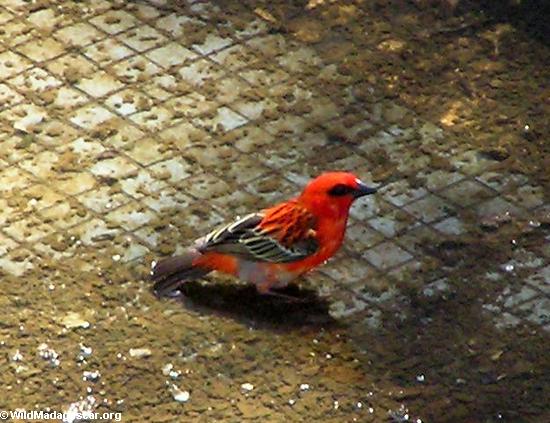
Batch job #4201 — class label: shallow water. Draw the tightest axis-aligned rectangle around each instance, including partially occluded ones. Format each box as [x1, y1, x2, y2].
[0, 0, 548, 422]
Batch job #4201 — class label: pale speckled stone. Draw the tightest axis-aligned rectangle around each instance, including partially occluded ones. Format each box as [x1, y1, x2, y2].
[70, 105, 116, 129]
[361, 241, 413, 270]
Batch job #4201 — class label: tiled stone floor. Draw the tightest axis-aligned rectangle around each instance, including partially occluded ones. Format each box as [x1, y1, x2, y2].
[0, 0, 548, 421]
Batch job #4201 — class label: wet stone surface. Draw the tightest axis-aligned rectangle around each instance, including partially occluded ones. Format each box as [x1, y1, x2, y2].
[0, 0, 549, 422]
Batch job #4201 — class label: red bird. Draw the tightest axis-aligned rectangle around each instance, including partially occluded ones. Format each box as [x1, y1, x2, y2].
[151, 172, 377, 298]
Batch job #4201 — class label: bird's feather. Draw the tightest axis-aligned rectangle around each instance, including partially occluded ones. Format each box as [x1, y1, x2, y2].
[198, 207, 319, 263]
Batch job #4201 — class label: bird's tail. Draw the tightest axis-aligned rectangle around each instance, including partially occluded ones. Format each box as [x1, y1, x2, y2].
[150, 250, 210, 297]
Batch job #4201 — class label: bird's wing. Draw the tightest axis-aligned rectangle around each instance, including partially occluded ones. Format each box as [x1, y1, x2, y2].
[197, 205, 319, 263]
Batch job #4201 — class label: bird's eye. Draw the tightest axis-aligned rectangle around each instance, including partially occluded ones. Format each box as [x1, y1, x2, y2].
[328, 184, 354, 196]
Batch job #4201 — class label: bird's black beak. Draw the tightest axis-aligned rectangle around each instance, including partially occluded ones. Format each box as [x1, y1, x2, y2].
[353, 181, 378, 198]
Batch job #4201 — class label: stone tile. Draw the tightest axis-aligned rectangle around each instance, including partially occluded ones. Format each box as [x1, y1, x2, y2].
[148, 157, 192, 184]
[344, 224, 386, 252]
[40, 201, 91, 230]
[217, 154, 271, 185]
[387, 260, 423, 284]
[45, 52, 97, 80]
[50, 86, 89, 109]
[119, 169, 168, 199]
[17, 38, 66, 62]
[381, 180, 428, 207]
[519, 298, 550, 326]
[263, 115, 310, 138]
[239, 64, 290, 88]
[193, 106, 248, 133]
[139, 74, 177, 101]
[210, 189, 261, 217]
[77, 186, 130, 214]
[439, 178, 496, 207]
[69, 104, 116, 129]
[76, 71, 124, 98]
[501, 248, 545, 272]
[433, 217, 466, 235]
[320, 256, 378, 286]
[476, 171, 529, 193]
[64, 137, 105, 161]
[245, 173, 298, 207]
[0, 231, 19, 257]
[500, 286, 539, 308]
[82, 38, 134, 66]
[422, 277, 452, 298]
[209, 44, 259, 71]
[234, 18, 269, 39]
[0, 83, 24, 109]
[126, 137, 170, 166]
[0, 248, 34, 276]
[118, 25, 167, 52]
[154, 13, 204, 39]
[403, 194, 457, 224]
[105, 201, 157, 231]
[246, 34, 288, 58]
[102, 123, 145, 150]
[0, 8, 14, 25]
[0, 199, 20, 226]
[209, 77, 251, 105]
[525, 265, 550, 295]
[304, 96, 340, 124]
[145, 43, 198, 68]
[115, 239, 149, 263]
[0, 20, 37, 46]
[69, 218, 121, 246]
[503, 184, 545, 210]
[277, 46, 323, 73]
[89, 155, 138, 179]
[157, 121, 210, 151]
[19, 150, 59, 179]
[110, 55, 162, 83]
[393, 225, 440, 253]
[254, 137, 318, 171]
[27, 8, 64, 32]
[232, 126, 275, 154]
[474, 197, 523, 218]
[184, 173, 232, 201]
[134, 225, 163, 248]
[177, 58, 225, 87]
[365, 208, 415, 237]
[1, 103, 49, 133]
[105, 88, 153, 116]
[54, 22, 104, 47]
[50, 172, 96, 196]
[0, 50, 32, 78]
[183, 144, 239, 170]
[163, 93, 218, 119]
[451, 149, 495, 175]
[141, 187, 194, 213]
[18, 184, 64, 212]
[4, 213, 56, 243]
[361, 241, 413, 270]
[192, 33, 233, 55]
[90, 10, 140, 34]
[129, 105, 176, 132]
[189, 1, 221, 17]
[420, 169, 465, 192]
[129, 2, 161, 21]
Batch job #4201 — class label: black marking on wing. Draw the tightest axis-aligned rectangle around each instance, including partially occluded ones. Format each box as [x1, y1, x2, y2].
[199, 213, 318, 263]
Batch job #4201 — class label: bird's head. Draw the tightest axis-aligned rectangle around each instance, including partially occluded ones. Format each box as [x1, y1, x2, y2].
[298, 172, 377, 217]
